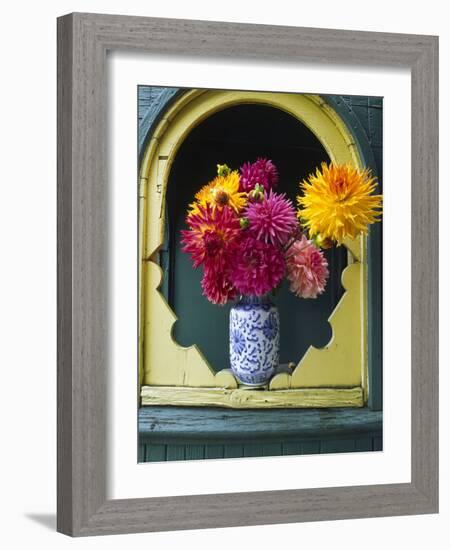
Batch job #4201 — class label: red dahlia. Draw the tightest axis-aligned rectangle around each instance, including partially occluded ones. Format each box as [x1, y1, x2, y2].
[181, 204, 240, 269]
[229, 236, 285, 296]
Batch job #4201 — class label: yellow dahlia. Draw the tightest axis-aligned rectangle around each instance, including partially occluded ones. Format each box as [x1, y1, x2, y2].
[189, 171, 247, 215]
[297, 162, 382, 244]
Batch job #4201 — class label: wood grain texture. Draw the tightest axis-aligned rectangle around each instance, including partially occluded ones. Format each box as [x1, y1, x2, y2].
[58, 12, 108, 536]
[138, 407, 382, 461]
[57, 12, 438, 536]
[68, 484, 434, 535]
[140, 385, 364, 408]
[410, 36, 439, 508]
[138, 406, 382, 439]
[57, 14, 74, 534]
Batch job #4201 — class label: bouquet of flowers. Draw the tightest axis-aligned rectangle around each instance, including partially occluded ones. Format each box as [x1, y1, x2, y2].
[181, 158, 382, 305]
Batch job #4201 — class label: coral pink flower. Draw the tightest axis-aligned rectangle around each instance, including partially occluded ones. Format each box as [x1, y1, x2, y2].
[239, 158, 279, 192]
[201, 263, 237, 305]
[286, 235, 329, 298]
[181, 204, 240, 269]
[245, 190, 298, 246]
[229, 236, 285, 296]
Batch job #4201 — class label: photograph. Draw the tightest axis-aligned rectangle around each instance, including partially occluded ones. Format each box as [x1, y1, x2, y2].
[138, 86, 383, 462]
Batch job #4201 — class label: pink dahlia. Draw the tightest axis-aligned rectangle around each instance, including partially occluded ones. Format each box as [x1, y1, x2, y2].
[181, 204, 240, 269]
[229, 236, 285, 296]
[286, 235, 329, 299]
[201, 263, 237, 305]
[239, 158, 279, 192]
[245, 190, 298, 246]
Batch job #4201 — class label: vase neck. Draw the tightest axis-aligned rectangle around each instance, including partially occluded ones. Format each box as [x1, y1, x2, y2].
[239, 294, 271, 306]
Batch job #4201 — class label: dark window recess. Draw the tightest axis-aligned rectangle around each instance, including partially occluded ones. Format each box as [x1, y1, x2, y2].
[159, 103, 347, 373]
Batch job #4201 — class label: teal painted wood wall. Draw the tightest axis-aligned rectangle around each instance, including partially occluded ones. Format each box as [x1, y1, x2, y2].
[139, 407, 382, 462]
[140, 436, 383, 462]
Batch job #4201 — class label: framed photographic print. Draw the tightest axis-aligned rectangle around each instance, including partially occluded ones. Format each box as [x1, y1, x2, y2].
[57, 13, 438, 536]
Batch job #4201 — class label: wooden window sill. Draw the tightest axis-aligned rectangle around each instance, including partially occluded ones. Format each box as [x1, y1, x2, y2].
[139, 406, 382, 441]
[140, 385, 364, 409]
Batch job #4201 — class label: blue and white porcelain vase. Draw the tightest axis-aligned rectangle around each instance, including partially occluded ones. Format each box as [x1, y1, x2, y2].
[229, 295, 280, 386]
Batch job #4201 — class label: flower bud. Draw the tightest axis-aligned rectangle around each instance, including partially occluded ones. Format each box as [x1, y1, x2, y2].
[312, 233, 334, 249]
[217, 163, 231, 177]
[250, 183, 264, 202]
[240, 217, 249, 230]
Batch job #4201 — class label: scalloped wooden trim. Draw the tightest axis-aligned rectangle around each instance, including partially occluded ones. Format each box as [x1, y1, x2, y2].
[139, 89, 367, 399]
[270, 261, 365, 389]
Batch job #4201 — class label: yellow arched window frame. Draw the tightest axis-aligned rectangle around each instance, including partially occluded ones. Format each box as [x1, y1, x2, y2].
[139, 90, 369, 409]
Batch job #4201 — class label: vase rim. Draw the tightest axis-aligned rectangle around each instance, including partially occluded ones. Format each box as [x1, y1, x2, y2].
[237, 293, 273, 304]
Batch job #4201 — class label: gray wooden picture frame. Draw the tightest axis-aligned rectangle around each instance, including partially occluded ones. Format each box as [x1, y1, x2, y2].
[57, 12, 439, 537]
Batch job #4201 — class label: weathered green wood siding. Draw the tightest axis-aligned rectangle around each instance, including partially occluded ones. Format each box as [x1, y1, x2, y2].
[140, 437, 382, 462]
[139, 407, 382, 462]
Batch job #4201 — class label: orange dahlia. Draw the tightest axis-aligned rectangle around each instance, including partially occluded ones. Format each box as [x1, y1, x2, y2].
[189, 171, 247, 215]
[297, 163, 382, 244]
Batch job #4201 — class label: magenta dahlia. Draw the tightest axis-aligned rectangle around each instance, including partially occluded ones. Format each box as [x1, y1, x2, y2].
[181, 204, 240, 268]
[239, 158, 279, 192]
[245, 190, 298, 246]
[201, 263, 237, 305]
[286, 235, 329, 299]
[229, 236, 285, 296]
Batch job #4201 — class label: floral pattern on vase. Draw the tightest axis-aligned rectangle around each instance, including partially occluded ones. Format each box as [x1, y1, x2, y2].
[229, 295, 279, 386]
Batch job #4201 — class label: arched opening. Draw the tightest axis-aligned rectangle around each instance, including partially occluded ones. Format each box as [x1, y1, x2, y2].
[140, 90, 367, 397]
[162, 103, 347, 373]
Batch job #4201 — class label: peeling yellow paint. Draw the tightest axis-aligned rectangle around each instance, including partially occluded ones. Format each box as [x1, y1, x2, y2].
[141, 385, 364, 409]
